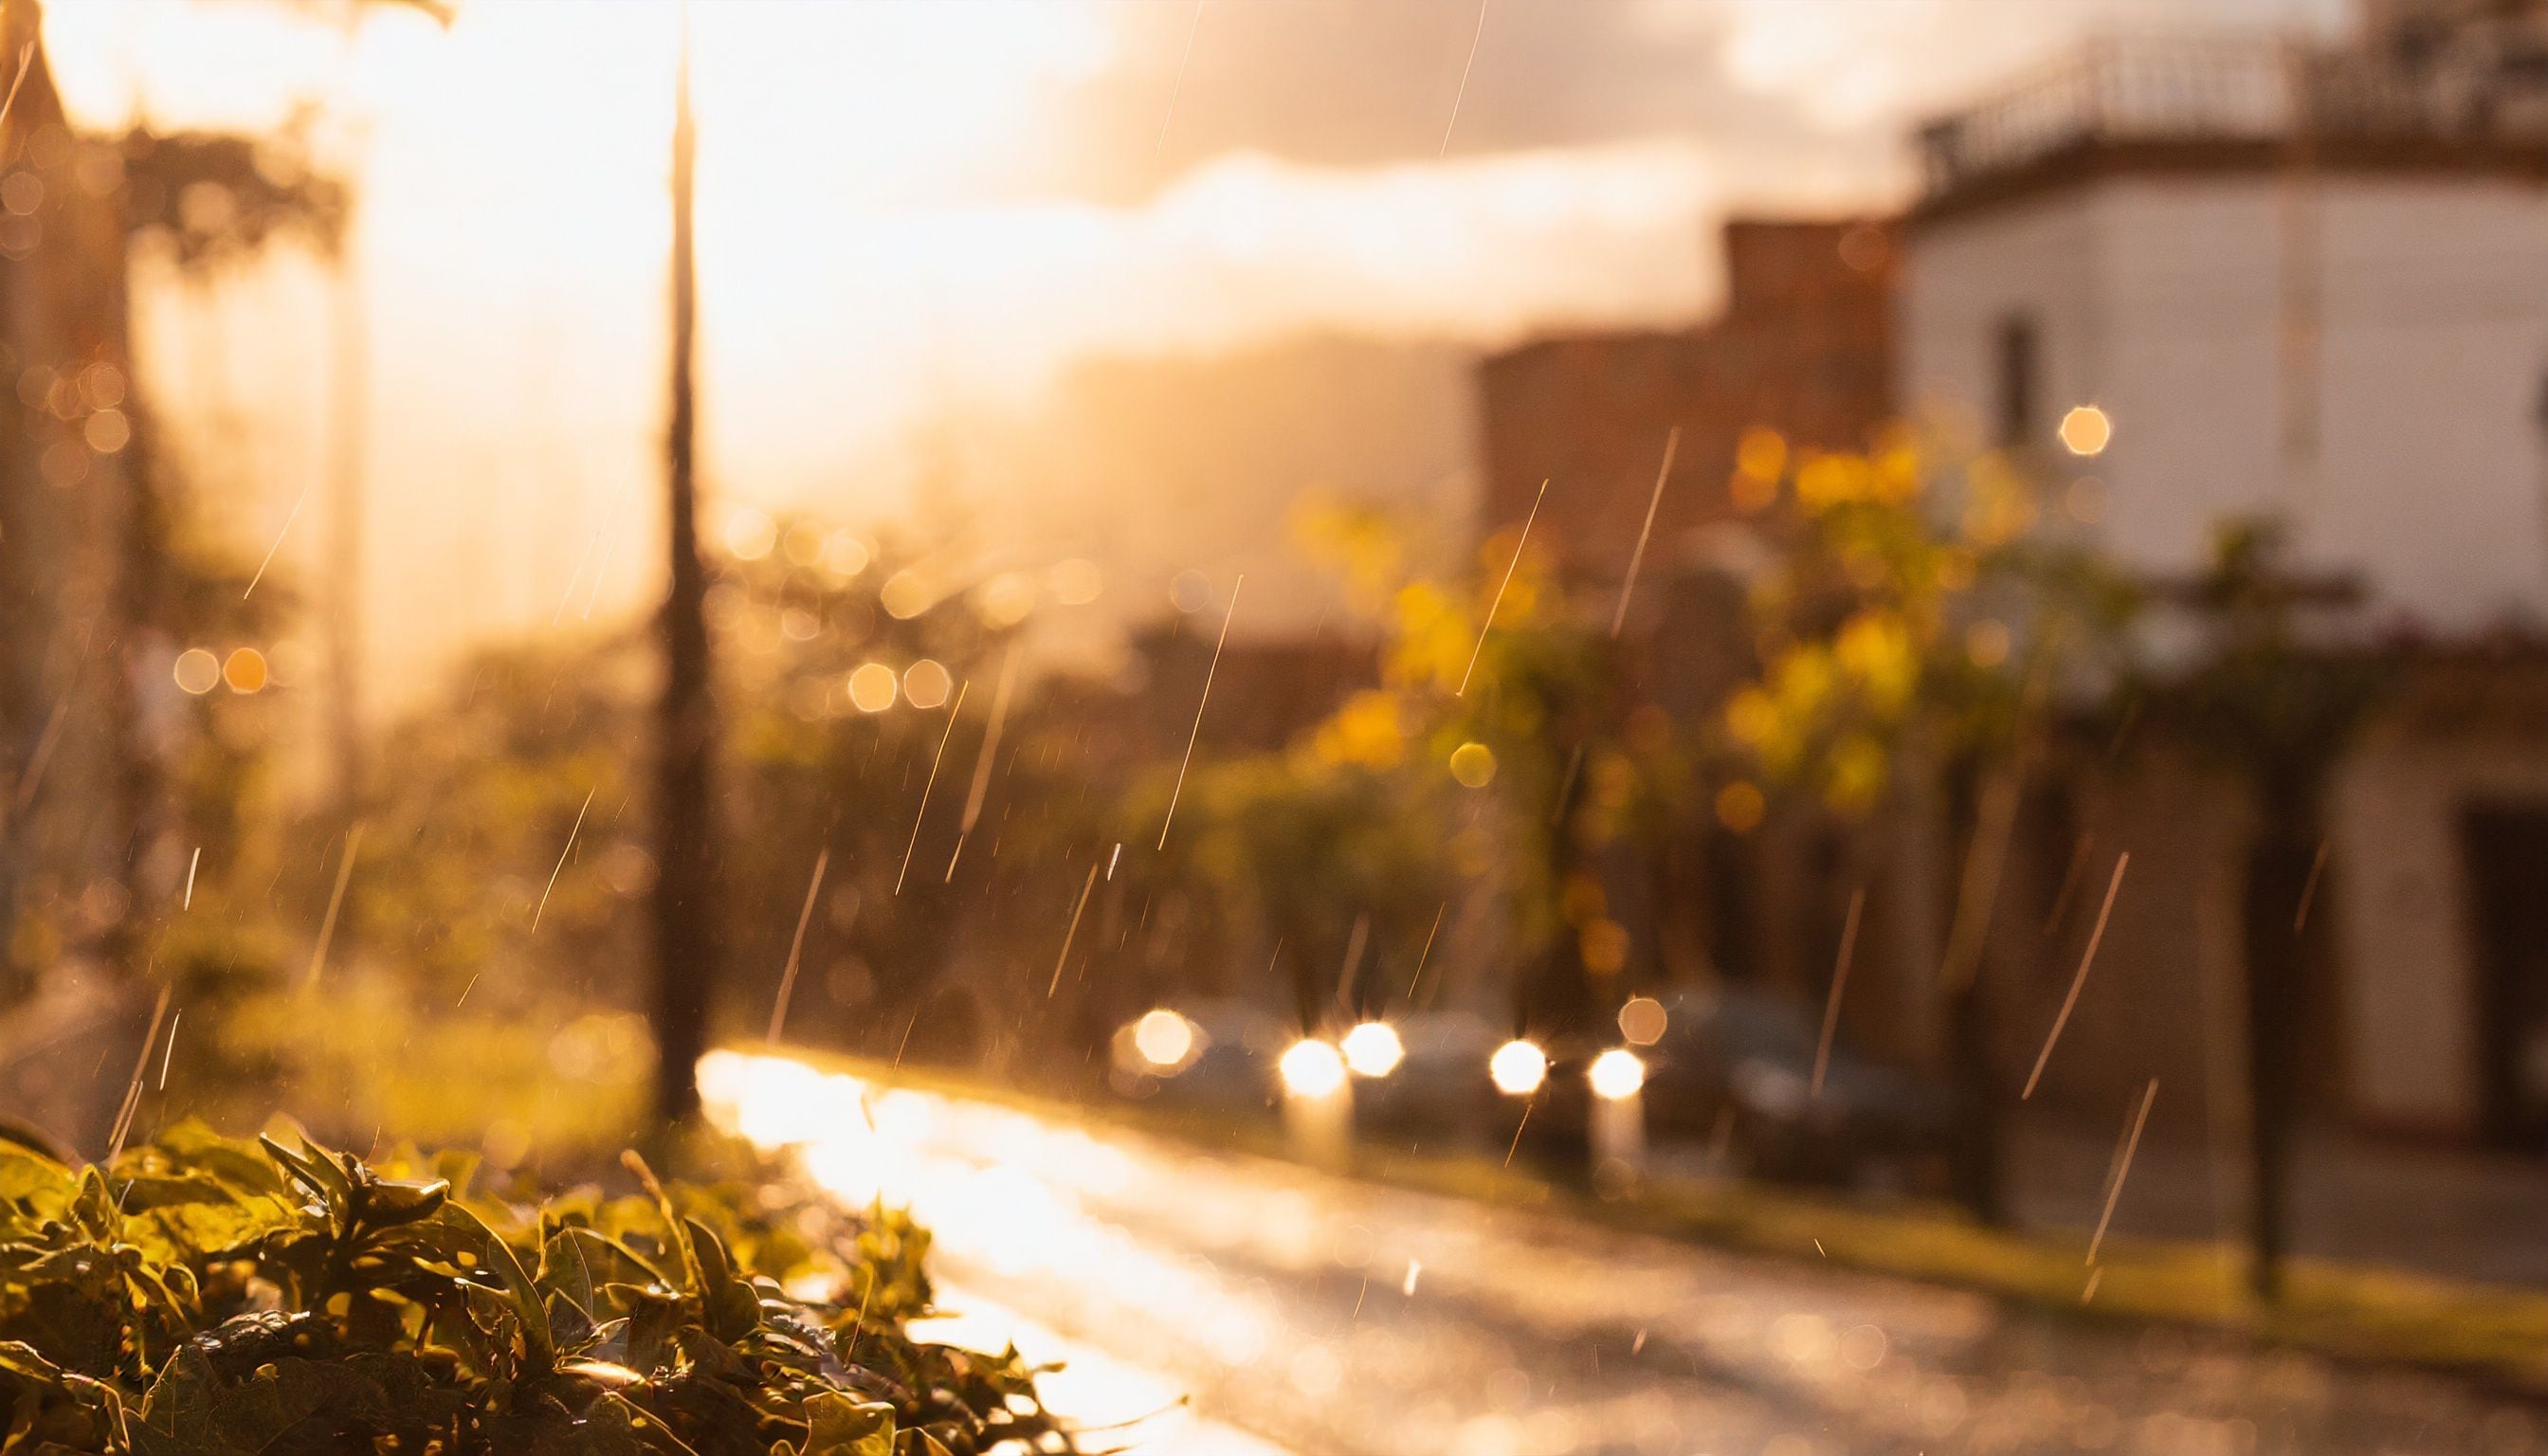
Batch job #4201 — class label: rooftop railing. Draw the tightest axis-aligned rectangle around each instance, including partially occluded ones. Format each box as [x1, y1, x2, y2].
[1916, 33, 2519, 199]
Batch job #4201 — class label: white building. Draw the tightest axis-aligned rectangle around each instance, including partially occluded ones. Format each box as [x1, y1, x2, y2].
[1898, 24, 2548, 1143]
[1902, 32, 2548, 633]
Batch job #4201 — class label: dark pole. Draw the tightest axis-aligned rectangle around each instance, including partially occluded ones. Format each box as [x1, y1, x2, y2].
[2242, 779, 2315, 1301]
[1939, 758, 2018, 1226]
[323, 201, 367, 957]
[651, 8, 719, 1130]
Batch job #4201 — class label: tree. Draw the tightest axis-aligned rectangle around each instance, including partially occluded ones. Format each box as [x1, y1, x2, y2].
[0, 0, 383, 1151]
[1142, 500, 1685, 1041]
[651, 17, 718, 1131]
[1720, 431, 2138, 1221]
[2144, 519, 2379, 1300]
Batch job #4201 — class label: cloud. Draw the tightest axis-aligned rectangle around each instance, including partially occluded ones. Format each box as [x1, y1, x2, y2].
[1002, 0, 2346, 206]
[683, 136, 1746, 500]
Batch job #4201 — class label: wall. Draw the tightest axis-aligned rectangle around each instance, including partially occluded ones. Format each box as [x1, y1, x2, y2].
[1901, 170, 2548, 633]
[2330, 662, 2548, 1135]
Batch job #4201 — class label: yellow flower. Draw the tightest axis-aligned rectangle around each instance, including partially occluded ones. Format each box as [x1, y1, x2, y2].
[1795, 452, 1867, 511]
[1871, 441, 1922, 504]
[1835, 611, 1918, 715]
[1312, 690, 1406, 769]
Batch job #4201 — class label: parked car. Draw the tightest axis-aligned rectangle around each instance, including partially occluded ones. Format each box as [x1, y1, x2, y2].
[1107, 998, 1289, 1117]
[1672, 987, 1961, 1187]
[1352, 1010, 1507, 1147]
[1530, 988, 1961, 1190]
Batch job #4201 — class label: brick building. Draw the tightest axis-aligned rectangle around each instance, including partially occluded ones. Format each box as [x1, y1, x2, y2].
[1475, 218, 1897, 592]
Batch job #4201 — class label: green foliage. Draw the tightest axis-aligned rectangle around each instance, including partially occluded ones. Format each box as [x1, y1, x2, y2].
[1127, 505, 1689, 1021]
[0, 1124, 1063, 1454]
[120, 126, 347, 271]
[1724, 435, 2140, 815]
[334, 515, 1066, 1063]
[2143, 518, 2387, 798]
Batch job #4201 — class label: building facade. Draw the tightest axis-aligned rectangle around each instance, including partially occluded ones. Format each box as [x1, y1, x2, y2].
[1901, 28, 2548, 1142]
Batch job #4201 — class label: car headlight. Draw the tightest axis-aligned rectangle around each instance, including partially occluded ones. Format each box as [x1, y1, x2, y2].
[1488, 1039, 1548, 1096]
[1279, 1039, 1348, 1098]
[1340, 1021, 1404, 1078]
[1588, 1048, 1645, 1101]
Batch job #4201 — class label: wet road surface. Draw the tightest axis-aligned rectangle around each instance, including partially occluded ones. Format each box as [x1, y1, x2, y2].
[701, 1051, 2548, 1456]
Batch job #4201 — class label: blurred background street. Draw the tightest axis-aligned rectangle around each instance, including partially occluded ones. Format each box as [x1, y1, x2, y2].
[11, 0, 2548, 1450]
[710, 1050, 2548, 1456]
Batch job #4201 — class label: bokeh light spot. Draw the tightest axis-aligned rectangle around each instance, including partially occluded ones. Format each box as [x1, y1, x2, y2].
[1489, 1039, 1547, 1096]
[1589, 1047, 1645, 1100]
[1715, 780, 1767, 834]
[880, 572, 932, 620]
[2058, 405, 2112, 456]
[1448, 741, 1497, 788]
[823, 530, 872, 578]
[781, 520, 826, 566]
[82, 408, 127, 454]
[173, 647, 220, 695]
[847, 663, 899, 713]
[1169, 569, 1213, 614]
[79, 362, 123, 410]
[1340, 1021, 1404, 1078]
[221, 647, 268, 694]
[1279, 1039, 1346, 1098]
[1966, 619, 2012, 668]
[976, 571, 1036, 628]
[1618, 995, 1667, 1046]
[902, 658, 953, 709]
[1132, 1009, 1194, 1069]
[723, 506, 776, 561]
[2066, 477, 2105, 523]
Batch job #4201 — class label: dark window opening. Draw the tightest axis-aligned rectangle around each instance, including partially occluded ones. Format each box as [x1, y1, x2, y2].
[2462, 803, 2548, 1148]
[1995, 313, 2039, 448]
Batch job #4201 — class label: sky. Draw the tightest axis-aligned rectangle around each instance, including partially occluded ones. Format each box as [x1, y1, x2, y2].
[37, 0, 2346, 707]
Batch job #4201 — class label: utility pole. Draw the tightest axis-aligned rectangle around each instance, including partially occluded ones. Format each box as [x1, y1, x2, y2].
[2241, 39, 2326, 1303]
[651, 6, 719, 1130]
[324, 153, 368, 949]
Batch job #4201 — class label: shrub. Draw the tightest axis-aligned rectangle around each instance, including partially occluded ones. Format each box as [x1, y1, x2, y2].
[0, 1123, 1064, 1454]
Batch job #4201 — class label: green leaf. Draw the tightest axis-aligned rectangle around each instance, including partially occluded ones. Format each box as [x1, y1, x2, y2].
[801, 1391, 896, 1456]
[256, 1135, 349, 1209]
[612, 1285, 683, 1377]
[684, 1217, 761, 1344]
[443, 1204, 554, 1373]
[0, 1144, 74, 1223]
[147, 1120, 289, 1198]
[359, 1176, 450, 1229]
[536, 1225, 665, 1315]
[537, 1228, 600, 1319]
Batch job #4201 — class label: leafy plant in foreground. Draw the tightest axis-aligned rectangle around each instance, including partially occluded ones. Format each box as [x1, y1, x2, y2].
[0, 1124, 1065, 1455]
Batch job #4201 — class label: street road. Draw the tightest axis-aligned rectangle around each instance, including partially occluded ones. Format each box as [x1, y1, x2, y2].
[701, 1051, 2546, 1456]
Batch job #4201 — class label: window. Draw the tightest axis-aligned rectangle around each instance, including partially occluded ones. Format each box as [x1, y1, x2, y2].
[1995, 313, 2039, 448]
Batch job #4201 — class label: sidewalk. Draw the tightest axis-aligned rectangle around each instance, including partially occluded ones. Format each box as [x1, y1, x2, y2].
[2010, 1111, 2548, 1289]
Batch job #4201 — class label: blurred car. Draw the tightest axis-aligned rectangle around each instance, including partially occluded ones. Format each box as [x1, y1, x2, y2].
[1110, 1003, 1524, 1150]
[1531, 988, 1961, 1190]
[1351, 1010, 1506, 1146]
[1106, 999, 1289, 1116]
[1660, 987, 1960, 1187]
